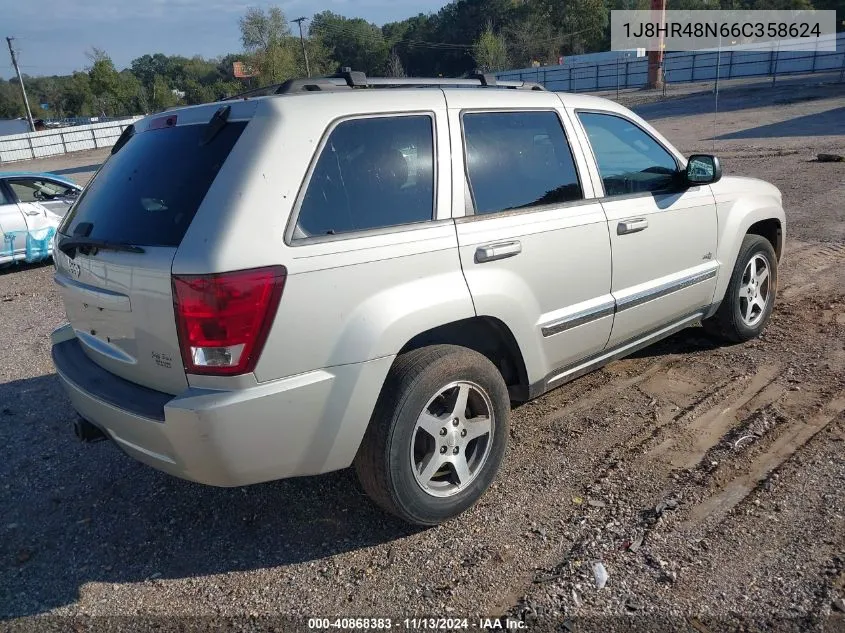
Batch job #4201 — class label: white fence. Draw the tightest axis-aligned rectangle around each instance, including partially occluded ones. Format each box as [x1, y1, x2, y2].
[0, 117, 142, 164]
[497, 32, 845, 93]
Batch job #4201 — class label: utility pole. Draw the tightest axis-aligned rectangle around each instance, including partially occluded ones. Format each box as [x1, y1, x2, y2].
[5, 37, 36, 132]
[291, 17, 311, 78]
[646, 0, 666, 90]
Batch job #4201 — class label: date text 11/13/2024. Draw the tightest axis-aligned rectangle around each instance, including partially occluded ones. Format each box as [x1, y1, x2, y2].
[307, 617, 527, 630]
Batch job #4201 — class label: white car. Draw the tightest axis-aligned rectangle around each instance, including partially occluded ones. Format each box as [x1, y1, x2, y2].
[0, 171, 81, 265]
[50, 72, 784, 525]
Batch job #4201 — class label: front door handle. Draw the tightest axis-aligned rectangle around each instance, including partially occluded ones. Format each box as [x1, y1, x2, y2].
[475, 240, 522, 263]
[617, 218, 648, 235]
[24, 210, 42, 216]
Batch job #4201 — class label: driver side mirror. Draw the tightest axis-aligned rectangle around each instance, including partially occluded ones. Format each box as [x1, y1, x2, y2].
[685, 154, 722, 185]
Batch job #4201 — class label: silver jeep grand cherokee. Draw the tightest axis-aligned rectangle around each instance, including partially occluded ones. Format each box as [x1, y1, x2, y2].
[51, 72, 785, 525]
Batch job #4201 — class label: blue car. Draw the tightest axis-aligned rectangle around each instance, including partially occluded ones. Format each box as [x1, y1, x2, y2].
[0, 171, 82, 265]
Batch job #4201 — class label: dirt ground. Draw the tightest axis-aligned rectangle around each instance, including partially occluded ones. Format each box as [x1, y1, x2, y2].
[1, 78, 844, 632]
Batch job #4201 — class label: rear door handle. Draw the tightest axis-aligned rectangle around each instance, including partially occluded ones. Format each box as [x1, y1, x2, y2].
[475, 240, 522, 263]
[617, 218, 648, 235]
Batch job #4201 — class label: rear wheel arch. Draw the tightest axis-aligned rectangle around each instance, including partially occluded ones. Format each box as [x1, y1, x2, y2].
[397, 316, 530, 402]
[354, 344, 511, 525]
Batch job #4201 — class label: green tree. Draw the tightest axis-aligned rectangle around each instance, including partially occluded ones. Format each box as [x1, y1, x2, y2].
[150, 74, 180, 111]
[386, 49, 406, 77]
[183, 78, 213, 105]
[0, 80, 25, 118]
[302, 36, 335, 76]
[87, 49, 123, 116]
[473, 24, 509, 72]
[240, 6, 290, 51]
[130, 53, 171, 90]
[60, 72, 95, 117]
[118, 70, 146, 114]
[811, 0, 845, 31]
[505, 7, 564, 68]
[311, 11, 389, 73]
[238, 6, 298, 84]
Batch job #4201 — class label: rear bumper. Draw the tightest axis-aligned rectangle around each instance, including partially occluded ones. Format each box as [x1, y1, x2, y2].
[51, 327, 393, 487]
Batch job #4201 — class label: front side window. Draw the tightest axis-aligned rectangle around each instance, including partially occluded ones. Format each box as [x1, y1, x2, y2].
[462, 111, 582, 215]
[578, 112, 679, 196]
[296, 115, 434, 238]
[9, 179, 76, 203]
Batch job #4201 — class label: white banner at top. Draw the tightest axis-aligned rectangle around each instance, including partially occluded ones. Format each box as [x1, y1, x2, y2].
[611, 10, 837, 52]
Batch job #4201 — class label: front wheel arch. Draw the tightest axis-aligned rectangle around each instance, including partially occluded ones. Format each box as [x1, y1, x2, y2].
[704, 234, 778, 343]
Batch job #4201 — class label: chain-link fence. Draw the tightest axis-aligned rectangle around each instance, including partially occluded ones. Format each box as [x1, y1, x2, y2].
[497, 32, 845, 96]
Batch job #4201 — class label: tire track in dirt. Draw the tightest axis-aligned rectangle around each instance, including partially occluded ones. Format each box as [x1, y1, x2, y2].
[647, 364, 784, 469]
[495, 240, 845, 623]
[682, 394, 845, 529]
[779, 240, 845, 301]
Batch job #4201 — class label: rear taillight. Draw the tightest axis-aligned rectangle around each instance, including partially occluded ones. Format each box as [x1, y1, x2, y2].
[172, 266, 286, 376]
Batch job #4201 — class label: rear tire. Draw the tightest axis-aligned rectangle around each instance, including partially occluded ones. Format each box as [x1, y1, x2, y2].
[704, 234, 778, 343]
[354, 345, 510, 526]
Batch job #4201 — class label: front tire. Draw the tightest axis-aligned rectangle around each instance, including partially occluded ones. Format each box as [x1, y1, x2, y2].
[354, 345, 510, 526]
[704, 234, 778, 343]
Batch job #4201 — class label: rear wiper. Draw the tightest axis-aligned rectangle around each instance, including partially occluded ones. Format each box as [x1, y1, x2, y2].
[200, 105, 230, 146]
[58, 237, 145, 259]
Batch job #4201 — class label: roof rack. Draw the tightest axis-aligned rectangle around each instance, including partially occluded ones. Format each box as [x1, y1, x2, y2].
[223, 68, 545, 100]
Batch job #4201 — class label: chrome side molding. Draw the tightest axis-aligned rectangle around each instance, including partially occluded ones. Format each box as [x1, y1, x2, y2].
[532, 310, 706, 397]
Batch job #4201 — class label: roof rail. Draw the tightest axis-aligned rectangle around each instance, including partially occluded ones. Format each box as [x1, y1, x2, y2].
[471, 72, 498, 86]
[222, 69, 545, 100]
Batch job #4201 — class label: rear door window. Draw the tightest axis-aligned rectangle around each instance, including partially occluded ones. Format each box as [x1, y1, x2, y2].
[61, 121, 246, 246]
[462, 111, 582, 215]
[295, 115, 434, 238]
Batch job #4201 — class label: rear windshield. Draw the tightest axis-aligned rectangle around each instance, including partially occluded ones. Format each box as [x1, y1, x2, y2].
[60, 121, 247, 247]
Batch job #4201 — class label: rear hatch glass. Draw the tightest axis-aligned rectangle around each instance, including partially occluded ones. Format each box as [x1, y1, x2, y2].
[54, 117, 247, 395]
[60, 120, 246, 246]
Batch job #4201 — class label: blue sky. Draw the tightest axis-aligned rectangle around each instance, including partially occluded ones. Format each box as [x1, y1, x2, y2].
[3, 0, 449, 79]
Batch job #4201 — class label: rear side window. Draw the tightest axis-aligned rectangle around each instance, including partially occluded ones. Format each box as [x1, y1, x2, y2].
[61, 121, 246, 247]
[577, 112, 679, 196]
[296, 115, 434, 238]
[462, 111, 582, 215]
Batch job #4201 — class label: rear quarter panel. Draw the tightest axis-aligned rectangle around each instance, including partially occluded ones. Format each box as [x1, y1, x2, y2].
[173, 91, 476, 381]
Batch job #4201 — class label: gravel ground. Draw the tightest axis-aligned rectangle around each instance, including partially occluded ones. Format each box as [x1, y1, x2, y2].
[1, 79, 844, 632]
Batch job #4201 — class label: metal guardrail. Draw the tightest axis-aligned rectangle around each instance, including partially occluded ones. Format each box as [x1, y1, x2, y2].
[0, 116, 142, 165]
[496, 32, 845, 94]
